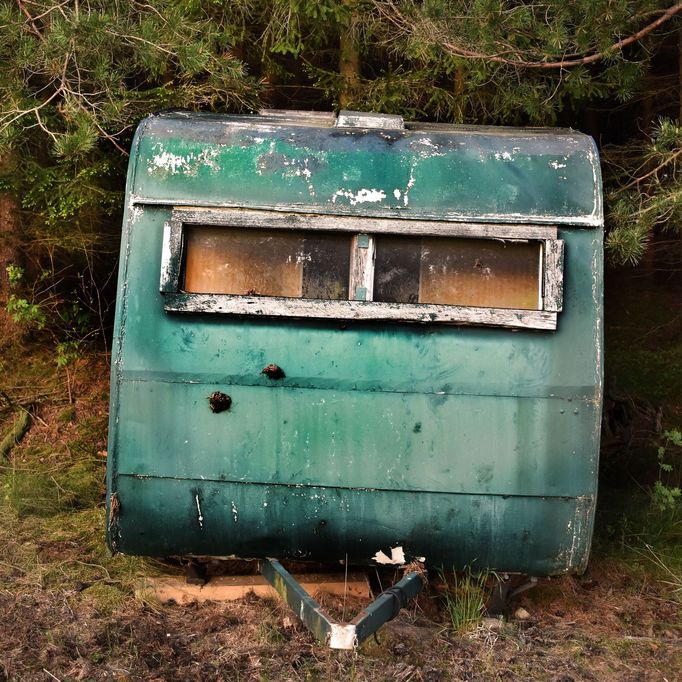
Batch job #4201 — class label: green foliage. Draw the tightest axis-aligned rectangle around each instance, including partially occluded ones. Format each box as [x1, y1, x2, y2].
[56, 340, 81, 369]
[6, 264, 24, 287]
[0, 0, 263, 345]
[7, 294, 47, 330]
[0, 0, 679, 341]
[652, 429, 682, 514]
[359, 0, 658, 124]
[604, 119, 682, 265]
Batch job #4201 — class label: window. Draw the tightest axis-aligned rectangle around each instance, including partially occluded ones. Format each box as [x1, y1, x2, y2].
[161, 208, 563, 330]
[183, 227, 351, 300]
[373, 236, 542, 310]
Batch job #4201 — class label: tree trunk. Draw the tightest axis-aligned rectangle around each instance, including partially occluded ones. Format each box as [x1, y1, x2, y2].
[453, 65, 465, 122]
[339, 0, 360, 108]
[0, 156, 22, 338]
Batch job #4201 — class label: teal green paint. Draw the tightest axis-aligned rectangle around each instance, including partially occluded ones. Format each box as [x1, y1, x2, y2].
[107, 112, 603, 575]
[112, 476, 594, 574]
[116, 381, 597, 498]
[132, 113, 601, 224]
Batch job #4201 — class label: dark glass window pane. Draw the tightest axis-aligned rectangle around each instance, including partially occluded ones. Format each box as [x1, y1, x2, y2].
[183, 226, 350, 300]
[374, 236, 542, 310]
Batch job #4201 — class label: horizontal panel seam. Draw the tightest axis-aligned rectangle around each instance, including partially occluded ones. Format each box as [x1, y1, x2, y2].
[116, 473, 595, 501]
[117, 374, 600, 402]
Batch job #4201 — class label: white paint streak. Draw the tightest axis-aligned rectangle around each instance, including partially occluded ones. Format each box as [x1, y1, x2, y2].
[159, 222, 172, 289]
[195, 494, 204, 529]
[403, 167, 416, 206]
[148, 145, 220, 176]
[373, 546, 406, 565]
[151, 150, 187, 173]
[231, 501, 238, 523]
[331, 188, 386, 205]
[129, 206, 143, 224]
[549, 160, 567, 169]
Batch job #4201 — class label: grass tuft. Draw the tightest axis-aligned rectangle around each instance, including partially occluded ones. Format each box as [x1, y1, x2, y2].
[438, 567, 490, 634]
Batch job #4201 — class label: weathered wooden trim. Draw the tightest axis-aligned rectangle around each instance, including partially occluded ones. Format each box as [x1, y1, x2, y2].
[160, 208, 563, 330]
[163, 294, 557, 330]
[130, 196, 601, 227]
[544, 239, 564, 312]
[349, 234, 376, 301]
[170, 207, 558, 240]
[137, 573, 369, 604]
[159, 220, 183, 292]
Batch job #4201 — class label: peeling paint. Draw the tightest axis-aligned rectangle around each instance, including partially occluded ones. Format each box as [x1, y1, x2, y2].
[373, 546, 406, 565]
[129, 206, 143, 224]
[195, 494, 204, 529]
[331, 188, 387, 205]
[402, 167, 416, 206]
[147, 145, 220, 177]
[231, 500, 238, 523]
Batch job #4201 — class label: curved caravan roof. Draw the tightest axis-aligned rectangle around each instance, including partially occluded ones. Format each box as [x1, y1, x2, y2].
[128, 110, 602, 227]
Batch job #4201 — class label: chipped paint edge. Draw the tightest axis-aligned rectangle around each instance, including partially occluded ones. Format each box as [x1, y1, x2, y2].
[131, 195, 603, 226]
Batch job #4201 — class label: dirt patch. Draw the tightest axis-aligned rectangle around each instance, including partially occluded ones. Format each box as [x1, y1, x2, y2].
[0, 543, 680, 681]
[0, 349, 680, 681]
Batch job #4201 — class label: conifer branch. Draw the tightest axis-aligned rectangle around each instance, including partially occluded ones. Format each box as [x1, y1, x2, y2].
[377, 1, 682, 70]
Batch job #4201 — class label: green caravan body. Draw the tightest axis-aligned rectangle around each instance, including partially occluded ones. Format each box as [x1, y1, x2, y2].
[106, 109, 603, 575]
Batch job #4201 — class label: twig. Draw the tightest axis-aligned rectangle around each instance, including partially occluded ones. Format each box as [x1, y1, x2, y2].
[377, 1, 682, 70]
[619, 148, 682, 192]
[16, 0, 45, 41]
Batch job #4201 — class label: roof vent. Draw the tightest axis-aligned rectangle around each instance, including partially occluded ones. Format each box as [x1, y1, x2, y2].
[335, 110, 404, 130]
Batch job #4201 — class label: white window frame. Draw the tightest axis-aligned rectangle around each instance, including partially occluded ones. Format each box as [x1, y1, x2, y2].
[160, 207, 564, 331]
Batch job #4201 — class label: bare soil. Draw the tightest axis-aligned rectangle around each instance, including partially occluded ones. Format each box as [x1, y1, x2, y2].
[0, 551, 680, 681]
[0, 351, 680, 682]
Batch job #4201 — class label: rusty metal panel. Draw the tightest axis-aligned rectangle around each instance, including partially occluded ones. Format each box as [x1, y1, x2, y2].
[107, 112, 603, 576]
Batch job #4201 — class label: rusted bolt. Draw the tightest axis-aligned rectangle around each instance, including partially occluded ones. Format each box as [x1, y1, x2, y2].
[262, 364, 286, 380]
[208, 391, 232, 413]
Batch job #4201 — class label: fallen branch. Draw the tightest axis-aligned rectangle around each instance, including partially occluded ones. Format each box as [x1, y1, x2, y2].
[0, 408, 32, 460]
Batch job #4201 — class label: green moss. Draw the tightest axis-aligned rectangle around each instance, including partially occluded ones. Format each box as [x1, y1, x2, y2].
[58, 406, 77, 423]
[81, 583, 127, 615]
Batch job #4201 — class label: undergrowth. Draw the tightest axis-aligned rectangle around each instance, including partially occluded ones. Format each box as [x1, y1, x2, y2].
[438, 567, 490, 634]
[0, 347, 169, 610]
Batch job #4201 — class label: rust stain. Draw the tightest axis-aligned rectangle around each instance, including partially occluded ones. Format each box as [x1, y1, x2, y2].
[109, 492, 120, 527]
[262, 364, 286, 380]
[208, 391, 232, 413]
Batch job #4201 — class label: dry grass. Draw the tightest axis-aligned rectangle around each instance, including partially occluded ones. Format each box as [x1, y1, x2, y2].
[0, 349, 680, 681]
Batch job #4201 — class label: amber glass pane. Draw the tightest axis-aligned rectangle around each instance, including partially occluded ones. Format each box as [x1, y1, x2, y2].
[183, 227, 351, 299]
[374, 236, 541, 310]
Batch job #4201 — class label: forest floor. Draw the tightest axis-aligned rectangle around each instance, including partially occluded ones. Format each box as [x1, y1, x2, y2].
[0, 264, 681, 681]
